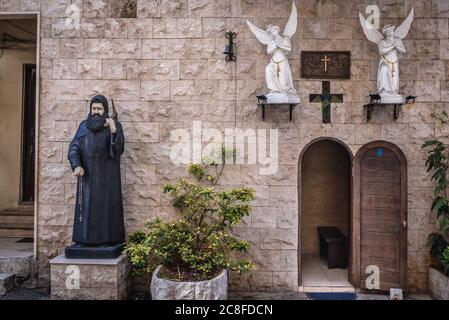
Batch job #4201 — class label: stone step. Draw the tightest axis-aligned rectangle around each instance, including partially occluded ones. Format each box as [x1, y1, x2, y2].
[0, 223, 33, 230]
[0, 215, 34, 224]
[0, 228, 34, 238]
[0, 273, 15, 296]
[0, 209, 34, 238]
[0, 256, 34, 278]
[0, 209, 33, 216]
[18, 203, 34, 211]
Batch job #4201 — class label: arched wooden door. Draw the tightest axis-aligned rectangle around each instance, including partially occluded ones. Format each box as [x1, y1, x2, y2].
[352, 141, 407, 291]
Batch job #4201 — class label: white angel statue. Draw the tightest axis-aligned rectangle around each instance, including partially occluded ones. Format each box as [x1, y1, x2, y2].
[247, 2, 299, 104]
[359, 8, 414, 103]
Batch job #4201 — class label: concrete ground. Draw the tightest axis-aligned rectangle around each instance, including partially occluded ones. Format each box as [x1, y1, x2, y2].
[0, 287, 50, 300]
[0, 288, 431, 300]
[0, 237, 33, 259]
[229, 292, 432, 300]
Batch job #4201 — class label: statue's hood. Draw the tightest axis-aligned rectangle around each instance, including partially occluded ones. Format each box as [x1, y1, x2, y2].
[89, 95, 109, 114]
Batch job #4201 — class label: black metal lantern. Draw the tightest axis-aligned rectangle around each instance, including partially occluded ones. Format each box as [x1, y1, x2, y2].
[223, 31, 236, 62]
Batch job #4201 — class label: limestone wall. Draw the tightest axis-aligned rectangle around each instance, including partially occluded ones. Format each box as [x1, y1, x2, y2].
[0, 0, 446, 293]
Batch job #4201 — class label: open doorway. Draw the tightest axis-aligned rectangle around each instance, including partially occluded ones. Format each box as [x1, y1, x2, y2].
[299, 139, 353, 291]
[0, 16, 37, 248]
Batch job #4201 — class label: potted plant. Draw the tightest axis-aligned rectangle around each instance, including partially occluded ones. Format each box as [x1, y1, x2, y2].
[125, 147, 255, 300]
[422, 140, 449, 300]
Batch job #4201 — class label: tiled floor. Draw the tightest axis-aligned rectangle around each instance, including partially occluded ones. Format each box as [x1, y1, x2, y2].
[301, 254, 353, 289]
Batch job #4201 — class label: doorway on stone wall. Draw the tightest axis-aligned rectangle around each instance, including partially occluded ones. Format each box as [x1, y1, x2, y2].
[299, 138, 353, 292]
[0, 15, 38, 250]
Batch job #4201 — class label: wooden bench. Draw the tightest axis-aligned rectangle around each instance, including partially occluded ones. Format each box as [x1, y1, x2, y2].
[317, 226, 348, 269]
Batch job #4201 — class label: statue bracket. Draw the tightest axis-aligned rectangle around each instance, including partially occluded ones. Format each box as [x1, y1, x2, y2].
[363, 95, 417, 122]
[256, 94, 299, 122]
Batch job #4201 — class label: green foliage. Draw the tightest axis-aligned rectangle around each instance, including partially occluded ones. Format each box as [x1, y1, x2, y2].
[125, 148, 255, 281]
[427, 233, 448, 259]
[422, 140, 449, 275]
[440, 246, 449, 276]
[422, 140, 449, 235]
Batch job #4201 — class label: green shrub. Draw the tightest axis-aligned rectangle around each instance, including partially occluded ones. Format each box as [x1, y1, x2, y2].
[125, 147, 255, 281]
[441, 246, 449, 276]
[422, 140, 449, 275]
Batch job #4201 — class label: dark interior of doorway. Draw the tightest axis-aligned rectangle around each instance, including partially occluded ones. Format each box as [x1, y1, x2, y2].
[301, 139, 352, 289]
[21, 63, 36, 203]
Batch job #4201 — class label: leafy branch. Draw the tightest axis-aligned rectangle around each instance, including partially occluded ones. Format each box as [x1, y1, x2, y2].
[422, 140, 449, 275]
[125, 146, 255, 281]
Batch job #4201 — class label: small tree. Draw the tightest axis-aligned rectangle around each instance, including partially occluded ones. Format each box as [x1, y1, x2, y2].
[422, 140, 449, 275]
[125, 147, 255, 281]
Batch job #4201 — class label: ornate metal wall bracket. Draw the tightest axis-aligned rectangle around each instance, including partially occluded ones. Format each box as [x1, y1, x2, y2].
[363, 95, 417, 122]
[256, 94, 296, 122]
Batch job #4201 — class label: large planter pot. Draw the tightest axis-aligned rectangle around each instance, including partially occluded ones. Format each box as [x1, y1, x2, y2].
[150, 265, 228, 300]
[429, 267, 449, 300]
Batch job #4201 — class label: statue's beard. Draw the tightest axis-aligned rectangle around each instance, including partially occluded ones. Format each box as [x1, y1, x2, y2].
[87, 113, 107, 132]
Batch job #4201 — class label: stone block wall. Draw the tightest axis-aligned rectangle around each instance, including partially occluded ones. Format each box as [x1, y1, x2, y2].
[0, 0, 447, 293]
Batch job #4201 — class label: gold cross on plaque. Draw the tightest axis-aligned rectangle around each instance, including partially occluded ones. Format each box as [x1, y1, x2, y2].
[321, 54, 331, 72]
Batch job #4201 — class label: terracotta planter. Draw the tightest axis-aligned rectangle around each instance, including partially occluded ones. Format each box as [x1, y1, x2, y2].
[429, 267, 449, 300]
[150, 265, 228, 300]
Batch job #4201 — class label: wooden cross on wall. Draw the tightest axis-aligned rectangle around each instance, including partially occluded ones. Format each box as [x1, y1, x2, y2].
[309, 81, 343, 123]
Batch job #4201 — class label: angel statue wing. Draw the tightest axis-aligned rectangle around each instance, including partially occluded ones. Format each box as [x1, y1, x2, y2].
[246, 20, 273, 45]
[394, 8, 414, 39]
[359, 12, 383, 44]
[283, 1, 297, 38]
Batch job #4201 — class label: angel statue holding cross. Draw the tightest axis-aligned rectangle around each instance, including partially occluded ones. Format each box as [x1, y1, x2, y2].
[359, 8, 414, 103]
[247, 2, 300, 104]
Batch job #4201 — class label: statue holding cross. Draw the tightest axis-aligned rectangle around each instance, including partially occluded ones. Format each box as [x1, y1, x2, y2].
[309, 81, 343, 124]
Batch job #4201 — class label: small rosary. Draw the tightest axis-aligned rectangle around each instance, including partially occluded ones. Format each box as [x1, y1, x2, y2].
[78, 176, 83, 223]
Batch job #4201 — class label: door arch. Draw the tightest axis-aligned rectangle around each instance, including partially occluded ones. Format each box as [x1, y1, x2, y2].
[298, 137, 354, 287]
[352, 141, 407, 290]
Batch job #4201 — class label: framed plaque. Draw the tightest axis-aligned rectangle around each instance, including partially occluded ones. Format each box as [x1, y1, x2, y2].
[301, 51, 351, 79]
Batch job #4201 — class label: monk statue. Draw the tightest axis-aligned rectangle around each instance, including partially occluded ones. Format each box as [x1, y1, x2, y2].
[66, 95, 125, 259]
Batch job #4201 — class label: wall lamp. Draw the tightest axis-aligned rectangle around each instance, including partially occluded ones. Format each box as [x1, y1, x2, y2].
[223, 31, 236, 62]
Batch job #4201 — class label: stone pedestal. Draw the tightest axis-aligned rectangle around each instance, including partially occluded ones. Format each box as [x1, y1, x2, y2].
[50, 254, 130, 300]
[65, 243, 124, 259]
[265, 92, 300, 104]
[378, 93, 405, 104]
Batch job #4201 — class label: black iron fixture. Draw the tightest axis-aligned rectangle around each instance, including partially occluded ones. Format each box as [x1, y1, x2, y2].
[405, 95, 417, 104]
[256, 94, 296, 122]
[369, 93, 382, 104]
[223, 31, 236, 62]
[363, 94, 418, 122]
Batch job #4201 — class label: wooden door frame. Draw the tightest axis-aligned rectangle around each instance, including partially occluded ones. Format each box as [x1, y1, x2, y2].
[20, 63, 37, 204]
[297, 137, 354, 287]
[0, 12, 40, 258]
[352, 140, 408, 290]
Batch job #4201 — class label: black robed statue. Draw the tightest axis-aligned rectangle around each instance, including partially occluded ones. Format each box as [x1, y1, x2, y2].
[66, 95, 125, 259]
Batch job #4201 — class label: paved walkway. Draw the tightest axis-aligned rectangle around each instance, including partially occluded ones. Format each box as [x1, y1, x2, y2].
[0, 238, 33, 259]
[229, 292, 432, 300]
[0, 288, 50, 300]
[0, 288, 432, 300]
